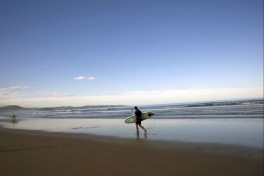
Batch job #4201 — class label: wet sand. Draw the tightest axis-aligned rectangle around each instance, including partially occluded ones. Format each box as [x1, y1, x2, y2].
[0, 128, 263, 176]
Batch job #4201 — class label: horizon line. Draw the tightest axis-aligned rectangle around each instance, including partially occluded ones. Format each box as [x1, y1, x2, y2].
[1, 98, 263, 109]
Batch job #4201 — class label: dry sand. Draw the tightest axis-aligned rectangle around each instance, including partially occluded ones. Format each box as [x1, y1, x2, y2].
[0, 128, 263, 176]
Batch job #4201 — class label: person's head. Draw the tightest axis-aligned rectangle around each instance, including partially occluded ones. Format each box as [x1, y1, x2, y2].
[134, 106, 138, 110]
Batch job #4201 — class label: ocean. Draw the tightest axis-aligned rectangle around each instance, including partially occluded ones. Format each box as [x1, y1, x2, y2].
[0, 99, 263, 119]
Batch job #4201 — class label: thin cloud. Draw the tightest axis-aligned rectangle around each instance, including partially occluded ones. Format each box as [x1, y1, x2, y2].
[74, 76, 95, 80]
[0, 86, 29, 95]
[50, 91, 75, 97]
[1, 87, 262, 107]
[0, 86, 30, 100]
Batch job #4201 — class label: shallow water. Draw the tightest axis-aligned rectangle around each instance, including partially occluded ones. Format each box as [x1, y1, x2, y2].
[1, 117, 263, 148]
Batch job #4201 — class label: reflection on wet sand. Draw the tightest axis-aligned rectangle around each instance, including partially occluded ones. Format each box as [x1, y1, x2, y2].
[0, 118, 263, 148]
[12, 119, 18, 127]
[136, 133, 147, 143]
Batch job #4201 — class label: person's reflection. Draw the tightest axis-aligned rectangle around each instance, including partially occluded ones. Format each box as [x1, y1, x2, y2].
[136, 133, 140, 142]
[136, 133, 147, 143]
[12, 118, 18, 127]
[11, 114, 18, 127]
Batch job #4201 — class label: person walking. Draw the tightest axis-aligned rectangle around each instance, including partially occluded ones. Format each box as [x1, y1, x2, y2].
[134, 106, 147, 134]
[12, 114, 16, 122]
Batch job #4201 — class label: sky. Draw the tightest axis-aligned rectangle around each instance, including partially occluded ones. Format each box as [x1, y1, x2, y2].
[0, 0, 263, 107]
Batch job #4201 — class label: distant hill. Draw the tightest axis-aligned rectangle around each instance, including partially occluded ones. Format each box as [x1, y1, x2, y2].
[0, 105, 126, 111]
[0, 105, 24, 111]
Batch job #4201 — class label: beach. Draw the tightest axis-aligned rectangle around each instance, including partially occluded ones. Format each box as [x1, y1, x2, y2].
[0, 101, 263, 175]
[0, 128, 263, 176]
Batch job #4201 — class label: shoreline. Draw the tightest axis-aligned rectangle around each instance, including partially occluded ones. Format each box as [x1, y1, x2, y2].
[1, 127, 263, 176]
[1, 117, 263, 149]
[1, 127, 263, 156]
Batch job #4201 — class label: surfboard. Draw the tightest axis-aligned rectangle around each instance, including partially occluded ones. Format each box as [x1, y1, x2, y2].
[125, 112, 154, 123]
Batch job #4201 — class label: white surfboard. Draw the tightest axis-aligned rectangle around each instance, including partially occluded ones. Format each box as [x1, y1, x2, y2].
[125, 112, 154, 123]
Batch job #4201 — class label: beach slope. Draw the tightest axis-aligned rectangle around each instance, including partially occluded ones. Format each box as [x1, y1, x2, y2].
[0, 129, 263, 176]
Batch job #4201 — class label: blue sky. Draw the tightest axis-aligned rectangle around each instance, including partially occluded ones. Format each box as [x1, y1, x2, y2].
[0, 0, 263, 107]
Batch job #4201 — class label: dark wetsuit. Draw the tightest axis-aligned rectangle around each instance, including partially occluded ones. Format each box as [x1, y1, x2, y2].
[135, 109, 142, 125]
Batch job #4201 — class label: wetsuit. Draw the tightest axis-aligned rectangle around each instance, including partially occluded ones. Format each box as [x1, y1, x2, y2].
[135, 109, 142, 125]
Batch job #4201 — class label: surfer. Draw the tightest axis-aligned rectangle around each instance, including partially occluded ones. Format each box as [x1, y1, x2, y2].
[12, 114, 16, 121]
[134, 106, 147, 134]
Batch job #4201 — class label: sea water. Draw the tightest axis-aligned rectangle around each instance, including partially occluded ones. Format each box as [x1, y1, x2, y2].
[0, 99, 263, 148]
